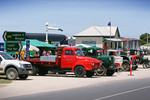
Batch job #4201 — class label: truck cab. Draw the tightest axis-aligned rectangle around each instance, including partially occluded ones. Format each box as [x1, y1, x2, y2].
[0, 52, 32, 80]
[85, 47, 115, 76]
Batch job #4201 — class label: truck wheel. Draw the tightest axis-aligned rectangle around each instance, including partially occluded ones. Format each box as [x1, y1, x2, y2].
[86, 71, 94, 77]
[19, 74, 28, 80]
[31, 65, 38, 76]
[6, 68, 18, 80]
[95, 65, 107, 76]
[106, 70, 115, 76]
[122, 62, 130, 71]
[143, 62, 149, 68]
[74, 66, 86, 77]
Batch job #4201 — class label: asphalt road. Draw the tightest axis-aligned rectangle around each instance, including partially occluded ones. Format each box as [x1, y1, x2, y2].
[1, 77, 150, 100]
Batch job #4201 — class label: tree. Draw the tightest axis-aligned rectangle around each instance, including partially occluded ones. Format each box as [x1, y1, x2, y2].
[140, 33, 150, 45]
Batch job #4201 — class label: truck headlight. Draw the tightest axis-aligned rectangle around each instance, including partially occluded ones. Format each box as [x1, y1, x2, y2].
[109, 58, 111, 61]
[92, 62, 95, 66]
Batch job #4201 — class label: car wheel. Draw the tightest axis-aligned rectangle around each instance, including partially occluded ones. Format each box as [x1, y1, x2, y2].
[122, 62, 130, 71]
[95, 65, 107, 76]
[6, 68, 18, 80]
[74, 66, 86, 77]
[143, 62, 149, 68]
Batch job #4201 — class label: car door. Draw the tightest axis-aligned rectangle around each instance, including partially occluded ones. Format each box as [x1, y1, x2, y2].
[61, 49, 76, 69]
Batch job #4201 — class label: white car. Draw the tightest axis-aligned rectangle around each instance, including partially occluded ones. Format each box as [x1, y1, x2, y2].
[0, 52, 32, 80]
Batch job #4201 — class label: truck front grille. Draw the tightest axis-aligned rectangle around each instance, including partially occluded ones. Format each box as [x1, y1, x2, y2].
[23, 64, 32, 69]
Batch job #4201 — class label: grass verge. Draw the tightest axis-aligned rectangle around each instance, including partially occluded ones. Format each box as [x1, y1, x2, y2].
[0, 75, 12, 84]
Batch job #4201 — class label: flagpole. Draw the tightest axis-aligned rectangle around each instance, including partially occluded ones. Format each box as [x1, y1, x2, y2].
[109, 18, 111, 49]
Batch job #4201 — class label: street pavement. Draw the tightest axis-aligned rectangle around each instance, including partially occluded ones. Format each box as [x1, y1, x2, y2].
[1, 76, 150, 100]
[0, 56, 150, 99]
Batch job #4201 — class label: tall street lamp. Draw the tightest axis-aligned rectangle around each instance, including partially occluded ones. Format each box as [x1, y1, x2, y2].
[45, 22, 63, 43]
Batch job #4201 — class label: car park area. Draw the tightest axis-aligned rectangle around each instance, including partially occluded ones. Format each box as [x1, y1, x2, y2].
[0, 58, 150, 99]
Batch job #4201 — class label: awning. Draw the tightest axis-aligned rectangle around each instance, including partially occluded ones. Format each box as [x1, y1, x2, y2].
[105, 38, 122, 42]
[21, 39, 56, 48]
[75, 44, 91, 49]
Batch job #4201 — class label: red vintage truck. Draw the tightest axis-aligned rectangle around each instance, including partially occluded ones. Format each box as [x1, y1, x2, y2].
[24, 47, 101, 77]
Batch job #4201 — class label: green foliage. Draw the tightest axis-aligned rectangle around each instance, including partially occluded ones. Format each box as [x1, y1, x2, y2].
[122, 47, 127, 51]
[140, 33, 150, 45]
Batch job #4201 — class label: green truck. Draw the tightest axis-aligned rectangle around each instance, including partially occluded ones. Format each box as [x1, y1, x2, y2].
[84, 47, 116, 76]
[130, 49, 149, 68]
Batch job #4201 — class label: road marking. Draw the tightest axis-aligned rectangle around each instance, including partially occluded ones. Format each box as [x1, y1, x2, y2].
[93, 85, 150, 100]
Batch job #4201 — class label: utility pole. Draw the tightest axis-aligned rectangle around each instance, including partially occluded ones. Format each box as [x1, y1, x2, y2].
[147, 33, 148, 44]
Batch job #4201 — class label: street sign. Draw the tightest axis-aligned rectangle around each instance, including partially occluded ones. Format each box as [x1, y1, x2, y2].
[26, 40, 30, 59]
[6, 42, 22, 52]
[3, 31, 26, 41]
[0, 43, 4, 51]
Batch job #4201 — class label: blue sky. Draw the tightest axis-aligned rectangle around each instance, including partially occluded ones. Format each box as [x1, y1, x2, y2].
[0, 0, 150, 42]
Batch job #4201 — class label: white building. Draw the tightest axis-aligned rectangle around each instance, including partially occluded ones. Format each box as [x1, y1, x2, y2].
[74, 26, 120, 48]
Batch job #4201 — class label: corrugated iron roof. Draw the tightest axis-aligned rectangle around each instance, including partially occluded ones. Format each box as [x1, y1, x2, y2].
[74, 26, 118, 37]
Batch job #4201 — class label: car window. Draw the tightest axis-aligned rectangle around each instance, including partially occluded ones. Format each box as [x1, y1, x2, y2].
[65, 50, 74, 55]
[87, 49, 96, 56]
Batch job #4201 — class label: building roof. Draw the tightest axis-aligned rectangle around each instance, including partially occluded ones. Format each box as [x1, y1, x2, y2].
[120, 38, 130, 41]
[26, 33, 66, 41]
[127, 38, 140, 41]
[74, 26, 119, 37]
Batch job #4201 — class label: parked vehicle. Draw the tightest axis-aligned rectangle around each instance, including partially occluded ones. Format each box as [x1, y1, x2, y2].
[0, 52, 32, 80]
[107, 50, 138, 71]
[24, 47, 101, 77]
[84, 47, 116, 76]
[107, 49, 123, 71]
[130, 49, 149, 68]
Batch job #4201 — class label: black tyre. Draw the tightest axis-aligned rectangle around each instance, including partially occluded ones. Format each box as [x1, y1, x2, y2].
[31, 65, 38, 76]
[106, 70, 115, 76]
[6, 68, 18, 80]
[142, 62, 149, 68]
[86, 71, 94, 77]
[19, 74, 28, 80]
[122, 62, 130, 71]
[95, 65, 107, 76]
[132, 65, 138, 70]
[74, 66, 86, 77]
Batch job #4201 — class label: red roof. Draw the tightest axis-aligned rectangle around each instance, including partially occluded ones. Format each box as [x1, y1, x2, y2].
[120, 38, 130, 41]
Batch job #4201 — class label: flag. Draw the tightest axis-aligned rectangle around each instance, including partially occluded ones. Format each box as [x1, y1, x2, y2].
[108, 19, 111, 26]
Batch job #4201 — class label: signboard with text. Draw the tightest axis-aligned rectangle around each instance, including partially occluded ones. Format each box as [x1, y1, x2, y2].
[6, 42, 22, 52]
[3, 31, 26, 41]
